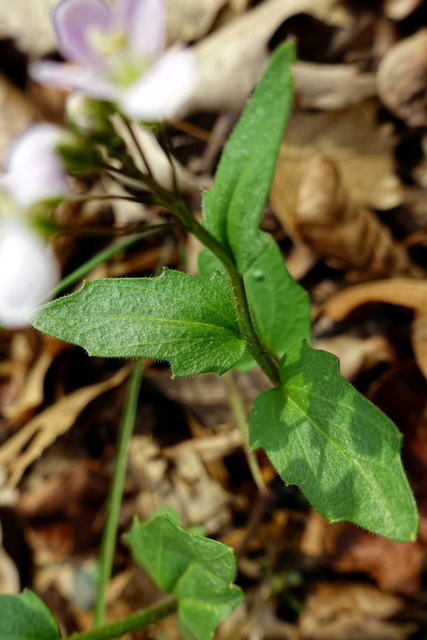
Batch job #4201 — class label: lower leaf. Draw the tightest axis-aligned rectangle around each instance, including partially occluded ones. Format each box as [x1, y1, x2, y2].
[249, 340, 419, 541]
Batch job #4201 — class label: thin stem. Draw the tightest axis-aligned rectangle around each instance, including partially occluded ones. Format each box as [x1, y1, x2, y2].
[222, 371, 266, 492]
[94, 361, 142, 627]
[123, 119, 155, 181]
[157, 195, 281, 386]
[65, 596, 177, 640]
[49, 225, 173, 299]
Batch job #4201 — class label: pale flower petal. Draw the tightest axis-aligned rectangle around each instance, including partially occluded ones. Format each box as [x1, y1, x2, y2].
[120, 47, 196, 120]
[4, 124, 69, 207]
[30, 60, 117, 100]
[117, 0, 165, 58]
[0, 218, 60, 328]
[53, 0, 111, 69]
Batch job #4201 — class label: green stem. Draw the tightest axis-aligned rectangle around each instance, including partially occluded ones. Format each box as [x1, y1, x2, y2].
[65, 596, 177, 640]
[94, 361, 142, 627]
[49, 225, 172, 299]
[223, 371, 266, 491]
[161, 196, 280, 385]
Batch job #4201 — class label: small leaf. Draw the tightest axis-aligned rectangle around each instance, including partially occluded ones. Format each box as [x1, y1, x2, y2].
[31, 270, 246, 377]
[199, 237, 311, 370]
[250, 340, 419, 541]
[176, 564, 243, 640]
[203, 42, 295, 272]
[126, 515, 244, 640]
[0, 590, 61, 640]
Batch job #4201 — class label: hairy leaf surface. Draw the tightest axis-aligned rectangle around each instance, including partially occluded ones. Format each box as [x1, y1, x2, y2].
[250, 340, 419, 541]
[0, 591, 61, 640]
[202, 42, 295, 272]
[31, 270, 246, 377]
[126, 515, 243, 640]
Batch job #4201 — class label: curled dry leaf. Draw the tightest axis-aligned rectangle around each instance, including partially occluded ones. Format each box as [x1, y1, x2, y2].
[295, 154, 422, 278]
[181, 0, 337, 115]
[383, 0, 425, 20]
[322, 279, 427, 379]
[294, 62, 376, 110]
[270, 102, 405, 239]
[0, 366, 129, 487]
[377, 29, 427, 127]
[314, 334, 395, 381]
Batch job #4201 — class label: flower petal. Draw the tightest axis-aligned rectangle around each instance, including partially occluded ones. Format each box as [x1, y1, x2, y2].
[120, 47, 196, 121]
[0, 218, 59, 328]
[116, 0, 165, 58]
[30, 60, 117, 101]
[53, 0, 112, 69]
[4, 124, 69, 207]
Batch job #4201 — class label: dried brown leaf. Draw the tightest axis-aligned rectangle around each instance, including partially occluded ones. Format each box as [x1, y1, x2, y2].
[0, 366, 129, 487]
[314, 334, 395, 380]
[322, 279, 427, 379]
[180, 0, 338, 116]
[383, 0, 425, 21]
[294, 62, 376, 110]
[377, 30, 427, 127]
[298, 583, 417, 639]
[332, 529, 423, 595]
[271, 103, 404, 238]
[295, 154, 422, 278]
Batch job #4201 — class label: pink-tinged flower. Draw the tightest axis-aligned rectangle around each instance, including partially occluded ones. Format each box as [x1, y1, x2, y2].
[0, 124, 69, 208]
[30, 0, 196, 121]
[0, 217, 60, 328]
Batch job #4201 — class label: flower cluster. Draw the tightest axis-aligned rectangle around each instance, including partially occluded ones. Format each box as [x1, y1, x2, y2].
[1, 0, 196, 327]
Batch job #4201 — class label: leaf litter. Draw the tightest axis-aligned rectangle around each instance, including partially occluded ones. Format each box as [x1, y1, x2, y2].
[2, 0, 427, 638]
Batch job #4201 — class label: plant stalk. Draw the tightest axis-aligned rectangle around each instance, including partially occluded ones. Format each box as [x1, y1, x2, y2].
[94, 360, 142, 626]
[65, 596, 177, 640]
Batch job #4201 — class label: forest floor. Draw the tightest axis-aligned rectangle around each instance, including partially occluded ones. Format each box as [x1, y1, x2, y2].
[1, 0, 427, 638]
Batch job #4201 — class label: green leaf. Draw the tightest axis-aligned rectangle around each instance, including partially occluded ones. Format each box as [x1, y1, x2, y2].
[31, 270, 246, 378]
[250, 340, 419, 541]
[126, 515, 244, 640]
[175, 564, 243, 640]
[198, 237, 311, 371]
[202, 42, 295, 273]
[0, 590, 61, 640]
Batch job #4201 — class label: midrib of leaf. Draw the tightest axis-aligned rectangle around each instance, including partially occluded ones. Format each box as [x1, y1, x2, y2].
[280, 386, 397, 521]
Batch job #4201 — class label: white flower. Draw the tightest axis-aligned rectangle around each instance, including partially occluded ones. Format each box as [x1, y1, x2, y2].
[0, 218, 60, 328]
[0, 123, 69, 207]
[30, 0, 196, 121]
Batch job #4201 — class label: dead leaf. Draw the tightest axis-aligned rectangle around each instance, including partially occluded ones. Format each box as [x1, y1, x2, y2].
[271, 102, 404, 239]
[0, 74, 37, 165]
[314, 334, 395, 380]
[0, 366, 130, 487]
[295, 154, 422, 278]
[0, 0, 56, 55]
[377, 30, 427, 127]
[322, 279, 427, 379]
[180, 0, 338, 116]
[165, 0, 229, 43]
[383, 0, 425, 21]
[298, 582, 417, 639]
[332, 528, 423, 595]
[294, 62, 376, 110]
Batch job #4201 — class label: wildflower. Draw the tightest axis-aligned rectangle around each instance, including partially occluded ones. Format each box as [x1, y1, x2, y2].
[0, 217, 60, 328]
[0, 123, 69, 207]
[0, 124, 66, 327]
[30, 0, 196, 121]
